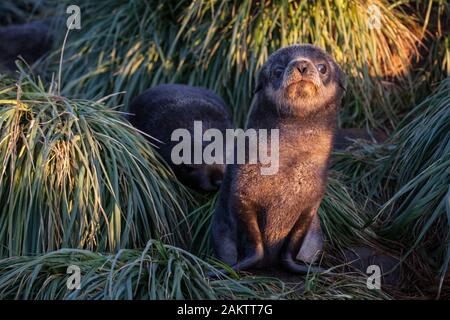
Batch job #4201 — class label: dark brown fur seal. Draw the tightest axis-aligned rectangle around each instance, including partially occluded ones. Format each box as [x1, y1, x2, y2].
[129, 84, 233, 191]
[211, 44, 346, 273]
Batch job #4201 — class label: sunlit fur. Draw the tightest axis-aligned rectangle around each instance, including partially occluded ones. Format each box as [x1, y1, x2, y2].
[212, 44, 346, 273]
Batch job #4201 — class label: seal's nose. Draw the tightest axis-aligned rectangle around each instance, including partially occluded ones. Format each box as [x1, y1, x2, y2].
[293, 60, 312, 75]
[208, 166, 225, 190]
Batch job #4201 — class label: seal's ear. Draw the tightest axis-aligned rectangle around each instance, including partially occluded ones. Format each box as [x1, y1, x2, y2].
[336, 64, 347, 93]
[339, 74, 347, 93]
[253, 71, 265, 94]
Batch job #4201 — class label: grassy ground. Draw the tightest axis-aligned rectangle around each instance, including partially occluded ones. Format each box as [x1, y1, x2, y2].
[0, 0, 448, 299]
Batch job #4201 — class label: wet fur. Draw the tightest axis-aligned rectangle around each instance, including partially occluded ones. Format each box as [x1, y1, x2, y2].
[129, 84, 233, 191]
[211, 44, 346, 273]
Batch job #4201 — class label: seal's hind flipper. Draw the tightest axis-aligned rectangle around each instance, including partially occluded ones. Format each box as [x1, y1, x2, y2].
[281, 205, 327, 274]
[296, 213, 324, 264]
[281, 255, 326, 274]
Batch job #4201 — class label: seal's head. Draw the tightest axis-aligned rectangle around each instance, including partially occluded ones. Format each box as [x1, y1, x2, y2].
[255, 44, 346, 115]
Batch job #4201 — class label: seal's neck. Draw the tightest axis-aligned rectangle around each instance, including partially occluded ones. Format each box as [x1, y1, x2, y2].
[290, 103, 338, 128]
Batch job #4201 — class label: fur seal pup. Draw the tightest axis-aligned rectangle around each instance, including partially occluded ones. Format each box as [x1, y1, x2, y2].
[129, 84, 233, 191]
[211, 44, 346, 273]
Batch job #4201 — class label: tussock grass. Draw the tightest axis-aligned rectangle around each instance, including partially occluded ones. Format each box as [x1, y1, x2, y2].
[45, 0, 421, 129]
[0, 240, 394, 300]
[302, 272, 391, 300]
[0, 74, 193, 256]
[378, 78, 450, 296]
[410, 0, 449, 98]
[320, 175, 380, 250]
[330, 78, 450, 298]
[0, 240, 291, 299]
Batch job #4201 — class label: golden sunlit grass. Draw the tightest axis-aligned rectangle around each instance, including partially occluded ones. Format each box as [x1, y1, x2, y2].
[0, 74, 193, 256]
[46, 0, 422, 129]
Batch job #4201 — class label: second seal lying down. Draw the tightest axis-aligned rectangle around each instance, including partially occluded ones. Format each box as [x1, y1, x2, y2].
[129, 84, 233, 191]
[211, 44, 346, 273]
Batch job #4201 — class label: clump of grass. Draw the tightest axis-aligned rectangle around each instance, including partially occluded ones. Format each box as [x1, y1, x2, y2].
[183, 193, 217, 257]
[302, 271, 392, 300]
[330, 78, 450, 298]
[0, 239, 396, 300]
[0, 74, 193, 257]
[0, 240, 291, 299]
[377, 78, 450, 295]
[319, 175, 380, 250]
[409, 0, 449, 99]
[44, 0, 421, 129]
[331, 143, 395, 206]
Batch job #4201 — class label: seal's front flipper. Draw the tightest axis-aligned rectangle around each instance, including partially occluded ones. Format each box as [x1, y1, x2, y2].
[211, 192, 238, 266]
[296, 213, 324, 264]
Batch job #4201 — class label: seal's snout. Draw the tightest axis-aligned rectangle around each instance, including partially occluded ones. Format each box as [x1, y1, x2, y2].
[282, 58, 319, 98]
[288, 59, 314, 75]
[293, 60, 312, 76]
[284, 59, 317, 87]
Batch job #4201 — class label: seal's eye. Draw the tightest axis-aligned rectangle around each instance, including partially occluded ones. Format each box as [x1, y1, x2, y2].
[317, 64, 327, 74]
[272, 66, 285, 78]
